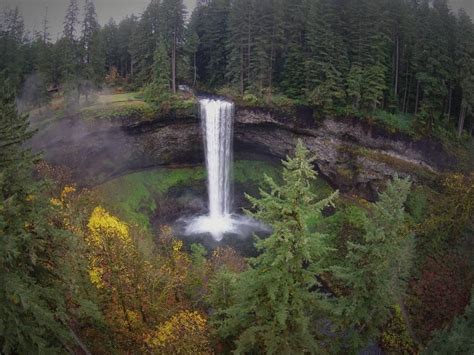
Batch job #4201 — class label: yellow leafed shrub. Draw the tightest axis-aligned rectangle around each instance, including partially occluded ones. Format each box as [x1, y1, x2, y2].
[147, 310, 212, 354]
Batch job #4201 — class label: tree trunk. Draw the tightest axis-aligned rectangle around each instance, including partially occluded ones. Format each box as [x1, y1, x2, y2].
[171, 32, 177, 94]
[247, 9, 251, 89]
[402, 63, 409, 113]
[414, 80, 420, 114]
[394, 35, 400, 97]
[446, 86, 452, 121]
[458, 99, 467, 138]
[240, 44, 244, 96]
[193, 52, 197, 88]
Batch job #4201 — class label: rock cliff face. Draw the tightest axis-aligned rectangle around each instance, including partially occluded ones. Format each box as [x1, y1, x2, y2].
[30, 106, 454, 198]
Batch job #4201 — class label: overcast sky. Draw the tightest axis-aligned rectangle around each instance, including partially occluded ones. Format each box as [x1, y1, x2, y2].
[0, 0, 196, 39]
[1, 0, 473, 40]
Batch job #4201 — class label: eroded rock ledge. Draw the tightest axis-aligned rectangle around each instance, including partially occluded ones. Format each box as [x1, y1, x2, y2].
[31, 106, 454, 198]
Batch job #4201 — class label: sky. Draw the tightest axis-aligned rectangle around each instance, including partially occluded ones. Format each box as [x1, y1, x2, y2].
[0, 0, 197, 39]
[1, 0, 473, 40]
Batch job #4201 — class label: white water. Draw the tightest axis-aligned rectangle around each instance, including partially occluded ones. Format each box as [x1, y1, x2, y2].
[202, 99, 234, 220]
[185, 99, 236, 240]
[184, 98, 269, 241]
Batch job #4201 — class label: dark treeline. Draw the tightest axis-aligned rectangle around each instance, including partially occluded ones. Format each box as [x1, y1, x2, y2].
[190, 0, 474, 137]
[1, 0, 474, 136]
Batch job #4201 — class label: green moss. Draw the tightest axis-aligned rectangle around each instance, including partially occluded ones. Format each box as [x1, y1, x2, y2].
[94, 160, 286, 230]
[94, 167, 206, 228]
[233, 160, 281, 184]
[80, 100, 156, 121]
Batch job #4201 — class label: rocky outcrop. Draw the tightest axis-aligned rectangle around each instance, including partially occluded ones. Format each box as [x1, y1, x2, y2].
[30, 106, 454, 198]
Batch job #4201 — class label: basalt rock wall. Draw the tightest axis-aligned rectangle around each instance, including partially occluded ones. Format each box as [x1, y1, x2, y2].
[30, 106, 454, 198]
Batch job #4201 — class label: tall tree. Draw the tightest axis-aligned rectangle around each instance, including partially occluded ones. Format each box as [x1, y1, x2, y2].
[305, 0, 347, 112]
[213, 140, 338, 354]
[0, 86, 71, 353]
[160, 0, 186, 93]
[333, 177, 413, 350]
[455, 9, 474, 137]
[81, 0, 105, 97]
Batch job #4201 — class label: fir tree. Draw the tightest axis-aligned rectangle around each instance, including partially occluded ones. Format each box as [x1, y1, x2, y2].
[214, 140, 338, 354]
[424, 290, 474, 354]
[333, 176, 413, 350]
[81, 0, 105, 99]
[160, 0, 186, 93]
[0, 87, 71, 353]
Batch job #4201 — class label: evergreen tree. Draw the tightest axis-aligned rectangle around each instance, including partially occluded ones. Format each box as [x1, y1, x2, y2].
[160, 0, 186, 93]
[305, 0, 347, 112]
[81, 0, 105, 92]
[190, 0, 231, 87]
[0, 7, 26, 92]
[424, 290, 474, 354]
[333, 177, 413, 350]
[455, 9, 474, 137]
[130, 0, 161, 86]
[144, 41, 171, 104]
[61, 0, 82, 106]
[226, 0, 255, 95]
[0, 87, 71, 353]
[213, 140, 338, 354]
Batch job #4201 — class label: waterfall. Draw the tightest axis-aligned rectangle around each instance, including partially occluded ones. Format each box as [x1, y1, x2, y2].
[184, 98, 236, 240]
[183, 98, 268, 241]
[201, 99, 234, 220]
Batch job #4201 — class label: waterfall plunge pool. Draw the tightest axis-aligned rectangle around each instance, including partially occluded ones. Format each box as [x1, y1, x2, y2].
[181, 98, 269, 242]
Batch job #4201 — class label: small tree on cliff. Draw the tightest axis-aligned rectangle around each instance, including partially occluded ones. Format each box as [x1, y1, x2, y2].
[213, 140, 338, 354]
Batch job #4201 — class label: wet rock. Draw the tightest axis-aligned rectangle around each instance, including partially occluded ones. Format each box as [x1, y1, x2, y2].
[30, 106, 455, 198]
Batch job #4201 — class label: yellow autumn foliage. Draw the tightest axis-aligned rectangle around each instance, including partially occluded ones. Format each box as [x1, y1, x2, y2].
[147, 310, 212, 354]
[87, 206, 131, 247]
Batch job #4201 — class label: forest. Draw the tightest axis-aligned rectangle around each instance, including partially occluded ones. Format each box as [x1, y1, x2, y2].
[1, 0, 473, 354]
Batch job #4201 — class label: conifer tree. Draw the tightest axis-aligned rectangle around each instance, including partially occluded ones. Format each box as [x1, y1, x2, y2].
[81, 0, 105, 91]
[305, 0, 347, 112]
[455, 9, 474, 137]
[144, 41, 171, 103]
[333, 176, 413, 350]
[424, 290, 474, 354]
[214, 140, 338, 354]
[129, 0, 161, 86]
[0, 87, 71, 353]
[160, 0, 186, 94]
[61, 0, 82, 105]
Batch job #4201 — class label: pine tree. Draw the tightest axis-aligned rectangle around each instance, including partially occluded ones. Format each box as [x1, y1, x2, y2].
[333, 176, 413, 350]
[81, 0, 105, 91]
[226, 0, 255, 95]
[0, 7, 26, 93]
[455, 9, 474, 137]
[0, 87, 71, 353]
[61, 0, 82, 106]
[129, 0, 161, 86]
[424, 290, 474, 354]
[160, 0, 186, 94]
[213, 140, 338, 354]
[144, 41, 171, 104]
[190, 0, 231, 87]
[305, 0, 347, 113]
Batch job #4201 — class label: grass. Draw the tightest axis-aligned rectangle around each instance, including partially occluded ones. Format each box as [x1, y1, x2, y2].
[371, 110, 415, 135]
[79, 92, 157, 121]
[93, 160, 284, 230]
[94, 167, 206, 228]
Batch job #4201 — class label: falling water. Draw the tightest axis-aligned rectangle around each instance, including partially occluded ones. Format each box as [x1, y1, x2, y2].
[184, 98, 236, 240]
[183, 98, 269, 241]
[201, 99, 234, 220]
